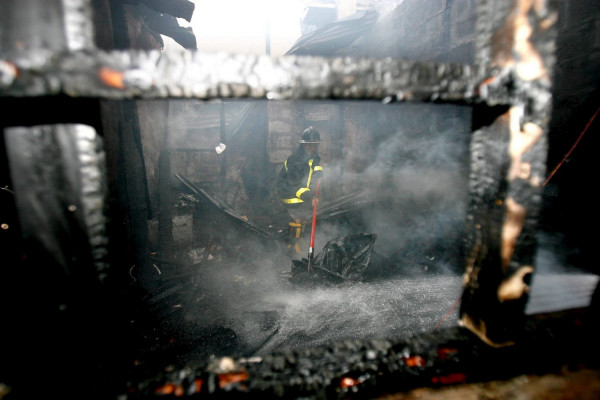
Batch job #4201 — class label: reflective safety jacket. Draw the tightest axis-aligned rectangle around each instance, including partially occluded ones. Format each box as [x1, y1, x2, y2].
[276, 145, 323, 204]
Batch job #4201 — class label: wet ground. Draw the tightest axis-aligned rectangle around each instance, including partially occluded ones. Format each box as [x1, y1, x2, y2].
[247, 274, 463, 355]
[131, 237, 598, 382]
[132, 253, 463, 375]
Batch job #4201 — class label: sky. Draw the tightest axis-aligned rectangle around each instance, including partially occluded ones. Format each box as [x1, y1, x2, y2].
[164, 0, 305, 55]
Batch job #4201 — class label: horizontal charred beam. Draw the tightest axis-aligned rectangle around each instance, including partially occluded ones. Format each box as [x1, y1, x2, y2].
[0, 50, 478, 102]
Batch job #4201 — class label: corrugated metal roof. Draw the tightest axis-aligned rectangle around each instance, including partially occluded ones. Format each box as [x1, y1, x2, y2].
[286, 8, 379, 56]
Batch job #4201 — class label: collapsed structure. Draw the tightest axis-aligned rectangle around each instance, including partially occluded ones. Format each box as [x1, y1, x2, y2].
[1, 0, 599, 399]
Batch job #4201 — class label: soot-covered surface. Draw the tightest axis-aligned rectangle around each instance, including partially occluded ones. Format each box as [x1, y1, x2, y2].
[130, 233, 598, 386]
[125, 247, 599, 400]
[132, 251, 464, 377]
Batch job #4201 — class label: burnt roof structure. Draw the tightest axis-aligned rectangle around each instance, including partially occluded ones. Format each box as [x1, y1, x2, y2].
[285, 8, 379, 56]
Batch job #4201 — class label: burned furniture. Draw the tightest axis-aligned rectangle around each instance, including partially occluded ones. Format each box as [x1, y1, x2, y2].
[1, 0, 598, 399]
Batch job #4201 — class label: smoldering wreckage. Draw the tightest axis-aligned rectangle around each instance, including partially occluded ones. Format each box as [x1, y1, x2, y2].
[175, 173, 404, 283]
[129, 172, 594, 400]
[1, 0, 600, 400]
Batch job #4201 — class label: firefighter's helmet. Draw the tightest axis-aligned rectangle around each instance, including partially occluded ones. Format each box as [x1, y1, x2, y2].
[298, 126, 321, 143]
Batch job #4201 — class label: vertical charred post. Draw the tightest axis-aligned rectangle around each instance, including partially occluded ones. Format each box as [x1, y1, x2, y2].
[460, 0, 558, 346]
[2, 124, 126, 399]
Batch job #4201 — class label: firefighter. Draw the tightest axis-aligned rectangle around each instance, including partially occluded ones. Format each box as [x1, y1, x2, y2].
[276, 126, 324, 256]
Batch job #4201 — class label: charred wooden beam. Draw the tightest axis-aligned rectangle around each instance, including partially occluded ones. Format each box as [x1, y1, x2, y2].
[459, 0, 558, 346]
[1, 124, 133, 399]
[0, 49, 478, 102]
[4, 124, 109, 281]
[0, 0, 476, 101]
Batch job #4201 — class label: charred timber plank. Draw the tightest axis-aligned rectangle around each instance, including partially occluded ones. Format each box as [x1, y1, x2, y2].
[126, 309, 598, 399]
[4, 123, 108, 281]
[175, 173, 276, 239]
[2, 123, 123, 398]
[0, 49, 478, 102]
[459, 0, 558, 346]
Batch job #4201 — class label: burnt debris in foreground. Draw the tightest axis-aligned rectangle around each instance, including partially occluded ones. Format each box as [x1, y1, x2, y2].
[126, 305, 599, 399]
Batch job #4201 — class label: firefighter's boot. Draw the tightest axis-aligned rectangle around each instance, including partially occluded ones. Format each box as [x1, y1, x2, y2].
[288, 221, 305, 257]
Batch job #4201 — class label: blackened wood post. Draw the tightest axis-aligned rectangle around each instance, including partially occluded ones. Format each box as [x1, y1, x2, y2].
[158, 147, 173, 256]
[459, 0, 558, 346]
[117, 100, 154, 287]
[3, 124, 122, 397]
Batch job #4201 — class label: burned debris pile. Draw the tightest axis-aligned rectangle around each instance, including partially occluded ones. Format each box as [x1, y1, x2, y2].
[125, 307, 600, 399]
[290, 233, 400, 285]
[174, 173, 373, 261]
[175, 173, 371, 235]
[176, 173, 280, 241]
[175, 173, 451, 285]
